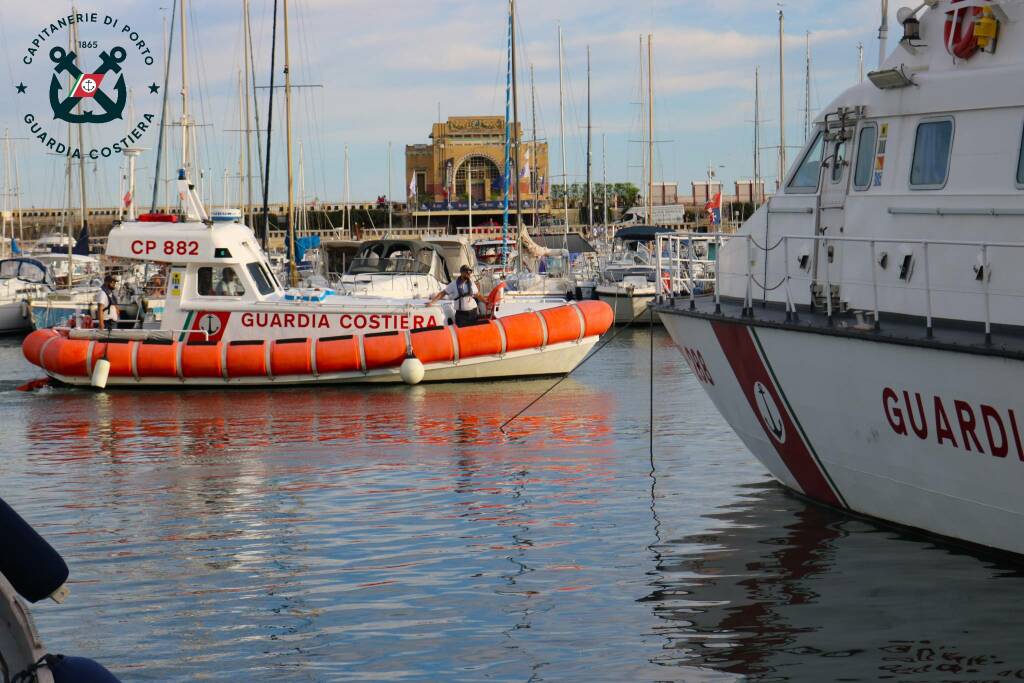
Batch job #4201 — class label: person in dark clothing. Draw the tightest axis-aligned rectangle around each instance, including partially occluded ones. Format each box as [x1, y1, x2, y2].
[427, 265, 486, 326]
[95, 274, 120, 330]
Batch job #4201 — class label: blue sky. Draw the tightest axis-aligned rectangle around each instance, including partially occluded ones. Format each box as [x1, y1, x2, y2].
[0, 0, 896, 209]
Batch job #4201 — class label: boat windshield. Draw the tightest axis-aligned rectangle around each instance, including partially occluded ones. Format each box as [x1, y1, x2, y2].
[347, 257, 431, 275]
[0, 259, 49, 284]
[605, 267, 656, 283]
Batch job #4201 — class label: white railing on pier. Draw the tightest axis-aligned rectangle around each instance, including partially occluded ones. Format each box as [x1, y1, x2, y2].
[656, 232, 1024, 345]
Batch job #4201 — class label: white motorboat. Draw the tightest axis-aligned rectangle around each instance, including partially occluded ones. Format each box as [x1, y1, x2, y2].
[595, 265, 661, 325]
[656, 0, 1024, 556]
[0, 258, 54, 335]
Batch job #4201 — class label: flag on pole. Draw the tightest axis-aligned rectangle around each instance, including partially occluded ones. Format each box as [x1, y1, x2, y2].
[408, 173, 417, 200]
[704, 191, 723, 225]
[519, 149, 530, 180]
[123, 190, 132, 208]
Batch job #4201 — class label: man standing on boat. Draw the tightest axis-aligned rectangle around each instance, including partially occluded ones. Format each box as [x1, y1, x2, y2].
[95, 274, 120, 331]
[427, 265, 486, 326]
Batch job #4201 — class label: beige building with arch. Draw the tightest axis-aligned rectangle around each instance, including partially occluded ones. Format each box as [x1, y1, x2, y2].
[405, 115, 551, 225]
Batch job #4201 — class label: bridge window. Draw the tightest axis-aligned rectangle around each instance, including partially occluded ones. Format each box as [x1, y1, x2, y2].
[910, 118, 953, 189]
[197, 266, 246, 297]
[246, 262, 276, 295]
[853, 124, 878, 190]
[787, 131, 824, 191]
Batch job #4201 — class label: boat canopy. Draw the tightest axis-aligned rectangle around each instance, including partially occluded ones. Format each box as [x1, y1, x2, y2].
[530, 233, 597, 253]
[613, 226, 675, 242]
[0, 258, 53, 286]
[347, 239, 450, 280]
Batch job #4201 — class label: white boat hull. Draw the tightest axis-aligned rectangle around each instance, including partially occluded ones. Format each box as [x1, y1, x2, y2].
[0, 301, 31, 335]
[597, 291, 659, 325]
[44, 336, 598, 387]
[660, 311, 1024, 556]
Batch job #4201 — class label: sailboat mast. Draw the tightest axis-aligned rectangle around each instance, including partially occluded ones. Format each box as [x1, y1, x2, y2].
[283, 0, 297, 286]
[180, 0, 190, 175]
[754, 67, 761, 211]
[510, 0, 523, 234]
[2, 132, 9, 254]
[639, 35, 646, 216]
[803, 32, 811, 143]
[72, 11, 88, 246]
[558, 26, 568, 233]
[647, 34, 654, 226]
[13, 139, 22, 243]
[530, 64, 539, 231]
[387, 141, 392, 234]
[602, 133, 608, 227]
[260, 0, 278, 253]
[65, 25, 73, 282]
[237, 69, 245, 210]
[858, 42, 864, 83]
[344, 144, 351, 235]
[778, 8, 786, 189]
[242, 0, 255, 226]
[586, 45, 593, 229]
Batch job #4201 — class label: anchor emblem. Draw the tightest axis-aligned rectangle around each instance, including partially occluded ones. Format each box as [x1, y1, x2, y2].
[754, 381, 786, 444]
[197, 313, 223, 337]
[48, 45, 127, 124]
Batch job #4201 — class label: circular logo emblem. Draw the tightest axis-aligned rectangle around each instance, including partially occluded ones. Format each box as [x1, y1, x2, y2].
[753, 381, 786, 444]
[197, 314, 222, 336]
[14, 12, 158, 164]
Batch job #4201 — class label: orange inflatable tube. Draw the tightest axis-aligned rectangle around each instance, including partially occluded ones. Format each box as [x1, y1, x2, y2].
[363, 331, 406, 370]
[272, 338, 312, 376]
[226, 340, 266, 378]
[21, 300, 614, 383]
[316, 336, 362, 374]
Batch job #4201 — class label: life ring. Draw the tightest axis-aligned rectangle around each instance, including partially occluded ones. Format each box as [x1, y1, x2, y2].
[485, 282, 506, 318]
[944, 3, 983, 59]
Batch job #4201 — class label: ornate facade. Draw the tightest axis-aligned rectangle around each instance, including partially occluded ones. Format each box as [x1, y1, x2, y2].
[405, 116, 550, 222]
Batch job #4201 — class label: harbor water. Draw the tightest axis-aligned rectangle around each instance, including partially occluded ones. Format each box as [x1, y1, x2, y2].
[3, 328, 1024, 682]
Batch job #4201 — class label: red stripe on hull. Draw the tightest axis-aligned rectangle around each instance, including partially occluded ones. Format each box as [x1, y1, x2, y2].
[712, 320, 842, 507]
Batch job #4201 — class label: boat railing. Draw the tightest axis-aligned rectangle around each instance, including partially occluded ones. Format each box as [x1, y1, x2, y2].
[656, 232, 1024, 345]
[654, 232, 725, 304]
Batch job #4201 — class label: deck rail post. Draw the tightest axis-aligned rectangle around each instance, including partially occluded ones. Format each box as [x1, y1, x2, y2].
[983, 244, 992, 345]
[824, 236, 833, 325]
[714, 234, 722, 315]
[923, 241, 933, 338]
[870, 239, 880, 331]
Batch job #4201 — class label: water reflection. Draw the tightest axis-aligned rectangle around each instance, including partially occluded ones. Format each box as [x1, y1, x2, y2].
[647, 482, 1024, 681]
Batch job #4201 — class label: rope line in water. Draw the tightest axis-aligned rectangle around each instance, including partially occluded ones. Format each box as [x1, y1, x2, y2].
[499, 301, 656, 433]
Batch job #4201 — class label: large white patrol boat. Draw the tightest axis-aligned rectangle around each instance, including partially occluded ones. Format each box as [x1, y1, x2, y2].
[22, 175, 612, 387]
[656, 0, 1024, 555]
